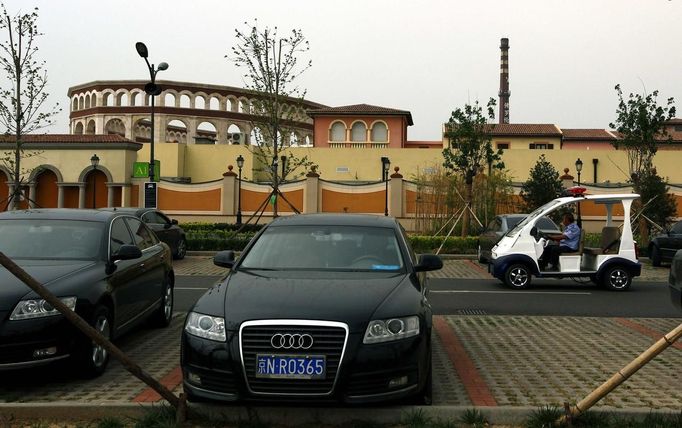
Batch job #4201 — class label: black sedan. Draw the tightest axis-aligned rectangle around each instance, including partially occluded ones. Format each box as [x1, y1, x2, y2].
[0, 209, 174, 377]
[181, 214, 442, 404]
[477, 214, 559, 262]
[101, 208, 187, 259]
[648, 221, 682, 267]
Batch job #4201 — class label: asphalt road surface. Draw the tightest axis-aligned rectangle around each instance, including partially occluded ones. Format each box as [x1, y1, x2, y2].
[174, 276, 681, 318]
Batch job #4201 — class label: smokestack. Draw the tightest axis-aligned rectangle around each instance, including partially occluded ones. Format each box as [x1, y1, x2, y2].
[499, 38, 510, 124]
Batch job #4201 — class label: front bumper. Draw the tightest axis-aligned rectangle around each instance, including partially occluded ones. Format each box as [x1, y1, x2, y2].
[0, 311, 79, 370]
[181, 326, 430, 403]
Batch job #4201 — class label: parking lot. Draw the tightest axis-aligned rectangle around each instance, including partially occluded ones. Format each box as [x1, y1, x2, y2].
[1, 258, 679, 412]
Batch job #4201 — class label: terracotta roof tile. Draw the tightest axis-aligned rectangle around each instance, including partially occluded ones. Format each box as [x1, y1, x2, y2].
[561, 129, 616, 140]
[0, 134, 134, 143]
[446, 123, 562, 137]
[308, 104, 413, 125]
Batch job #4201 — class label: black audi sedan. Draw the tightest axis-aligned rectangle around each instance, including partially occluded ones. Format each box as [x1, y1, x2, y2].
[181, 214, 442, 404]
[100, 207, 187, 259]
[0, 209, 174, 377]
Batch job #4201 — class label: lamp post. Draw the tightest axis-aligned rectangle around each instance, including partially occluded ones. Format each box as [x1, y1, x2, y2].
[236, 155, 244, 226]
[381, 156, 390, 216]
[575, 158, 583, 227]
[135, 42, 168, 186]
[90, 154, 100, 209]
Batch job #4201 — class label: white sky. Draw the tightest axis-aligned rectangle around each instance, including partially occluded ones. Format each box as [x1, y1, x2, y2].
[3, 0, 681, 140]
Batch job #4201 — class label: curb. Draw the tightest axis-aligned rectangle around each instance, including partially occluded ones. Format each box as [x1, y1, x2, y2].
[1, 403, 679, 426]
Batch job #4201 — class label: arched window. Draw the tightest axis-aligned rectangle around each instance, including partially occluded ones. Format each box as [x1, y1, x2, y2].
[330, 122, 346, 142]
[370, 122, 388, 142]
[350, 122, 367, 142]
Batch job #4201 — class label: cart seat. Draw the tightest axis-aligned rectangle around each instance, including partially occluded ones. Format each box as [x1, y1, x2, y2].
[583, 226, 620, 255]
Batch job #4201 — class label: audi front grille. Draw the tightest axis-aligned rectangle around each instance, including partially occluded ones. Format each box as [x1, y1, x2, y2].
[239, 320, 349, 396]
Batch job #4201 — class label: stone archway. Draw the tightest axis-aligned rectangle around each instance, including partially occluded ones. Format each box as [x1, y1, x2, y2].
[34, 168, 59, 208]
[84, 169, 108, 209]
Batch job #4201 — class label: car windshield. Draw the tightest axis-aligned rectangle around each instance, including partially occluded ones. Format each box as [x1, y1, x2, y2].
[505, 199, 563, 237]
[239, 225, 404, 271]
[0, 219, 104, 260]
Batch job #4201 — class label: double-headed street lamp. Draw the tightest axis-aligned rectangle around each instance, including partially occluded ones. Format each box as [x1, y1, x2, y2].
[236, 155, 244, 226]
[135, 42, 168, 185]
[575, 158, 583, 227]
[90, 154, 99, 209]
[381, 156, 391, 216]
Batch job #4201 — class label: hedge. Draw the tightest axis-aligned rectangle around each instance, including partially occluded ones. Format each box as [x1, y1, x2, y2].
[185, 229, 605, 254]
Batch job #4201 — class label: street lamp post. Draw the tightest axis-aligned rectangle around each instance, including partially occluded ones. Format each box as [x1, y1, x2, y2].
[236, 155, 244, 226]
[90, 154, 100, 209]
[381, 157, 391, 216]
[135, 42, 168, 187]
[575, 158, 583, 227]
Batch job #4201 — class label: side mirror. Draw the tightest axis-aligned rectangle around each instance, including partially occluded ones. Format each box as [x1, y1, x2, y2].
[111, 244, 142, 261]
[214, 250, 236, 269]
[414, 254, 443, 272]
[171, 219, 178, 225]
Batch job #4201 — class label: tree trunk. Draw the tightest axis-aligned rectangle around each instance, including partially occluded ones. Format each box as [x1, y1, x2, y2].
[461, 175, 473, 237]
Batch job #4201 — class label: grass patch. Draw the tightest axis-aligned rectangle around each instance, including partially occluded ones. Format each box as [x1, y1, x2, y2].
[401, 409, 432, 428]
[97, 417, 126, 428]
[132, 405, 177, 428]
[525, 404, 563, 427]
[459, 408, 488, 427]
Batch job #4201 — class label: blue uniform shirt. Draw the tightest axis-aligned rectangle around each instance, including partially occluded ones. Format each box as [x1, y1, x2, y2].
[560, 222, 581, 250]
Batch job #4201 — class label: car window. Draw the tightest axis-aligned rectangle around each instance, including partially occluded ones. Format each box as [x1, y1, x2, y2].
[142, 211, 167, 225]
[125, 217, 157, 250]
[110, 218, 134, 254]
[486, 219, 496, 232]
[240, 225, 404, 271]
[399, 223, 417, 264]
[537, 216, 559, 230]
[671, 222, 682, 234]
[494, 218, 504, 232]
[505, 217, 522, 230]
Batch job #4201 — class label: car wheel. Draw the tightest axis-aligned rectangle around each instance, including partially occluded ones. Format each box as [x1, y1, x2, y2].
[504, 263, 531, 289]
[650, 245, 662, 267]
[77, 305, 112, 378]
[152, 275, 174, 328]
[174, 237, 187, 260]
[603, 266, 632, 291]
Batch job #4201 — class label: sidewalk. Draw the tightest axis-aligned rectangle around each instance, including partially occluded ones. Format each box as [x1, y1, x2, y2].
[1, 256, 679, 425]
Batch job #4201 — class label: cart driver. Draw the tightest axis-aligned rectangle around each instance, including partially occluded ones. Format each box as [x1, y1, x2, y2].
[539, 212, 580, 271]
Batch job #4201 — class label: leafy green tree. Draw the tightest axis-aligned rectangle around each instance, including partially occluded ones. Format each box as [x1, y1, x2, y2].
[520, 154, 564, 212]
[442, 98, 504, 236]
[229, 20, 316, 217]
[0, 3, 60, 209]
[609, 84, 676, 243]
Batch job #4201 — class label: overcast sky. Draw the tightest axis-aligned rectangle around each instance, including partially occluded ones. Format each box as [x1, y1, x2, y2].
[3, 0, 681, 140]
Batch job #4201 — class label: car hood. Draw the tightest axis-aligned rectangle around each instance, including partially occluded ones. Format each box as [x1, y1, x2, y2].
[202, 270, 407, 332]
[0, 259, 96, 310]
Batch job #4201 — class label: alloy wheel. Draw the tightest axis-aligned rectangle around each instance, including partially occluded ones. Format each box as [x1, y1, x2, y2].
[91, 316, 110, 368]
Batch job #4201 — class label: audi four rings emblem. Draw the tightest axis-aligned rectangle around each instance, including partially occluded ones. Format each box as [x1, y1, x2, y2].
[270, 333, 314, 349]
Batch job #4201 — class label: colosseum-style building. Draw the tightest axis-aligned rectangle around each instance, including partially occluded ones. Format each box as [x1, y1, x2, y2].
[68, 80, 326, 146]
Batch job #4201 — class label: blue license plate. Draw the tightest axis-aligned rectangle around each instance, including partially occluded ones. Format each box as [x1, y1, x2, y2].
[256, 354, 326, 379]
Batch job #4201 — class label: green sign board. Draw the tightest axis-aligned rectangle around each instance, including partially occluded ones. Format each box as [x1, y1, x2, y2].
[133, 161, 160, 181]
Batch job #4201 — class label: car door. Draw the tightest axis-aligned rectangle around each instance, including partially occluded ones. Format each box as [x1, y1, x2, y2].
[107, 217, 143, 330]
[124, 217, 167, 317]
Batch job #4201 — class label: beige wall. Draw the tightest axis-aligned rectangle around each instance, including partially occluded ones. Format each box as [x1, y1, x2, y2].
[139, 143, 682, 184]
[21, 149, 134, 183]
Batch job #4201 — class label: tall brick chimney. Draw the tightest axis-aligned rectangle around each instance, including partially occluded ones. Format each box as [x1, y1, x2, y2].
[498, 38, 510, 124]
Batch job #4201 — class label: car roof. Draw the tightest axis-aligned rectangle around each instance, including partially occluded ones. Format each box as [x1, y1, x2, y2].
[99, 207, 150, 216]
[0, 208, 129, 222]
[268, 214, 399, 228]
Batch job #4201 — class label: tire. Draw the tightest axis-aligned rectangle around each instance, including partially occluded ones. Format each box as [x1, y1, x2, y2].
[151, 275, 174, 328]
[174, 237, 187, 260]
[75, 305, 112, 378]
[504, 263, 532, 289]
[602, 266, 632, 291]
[650, 245, 662, 267]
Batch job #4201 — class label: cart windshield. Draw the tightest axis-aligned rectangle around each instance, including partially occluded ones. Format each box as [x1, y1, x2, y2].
[505, 199, 564, 237]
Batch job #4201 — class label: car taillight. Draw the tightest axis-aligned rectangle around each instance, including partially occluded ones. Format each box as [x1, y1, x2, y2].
[634, 242, 639, 259]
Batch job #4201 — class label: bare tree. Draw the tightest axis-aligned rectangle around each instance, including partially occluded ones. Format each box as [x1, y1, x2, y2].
[229, 20, 315, 217]
[0, 3, 60, 209]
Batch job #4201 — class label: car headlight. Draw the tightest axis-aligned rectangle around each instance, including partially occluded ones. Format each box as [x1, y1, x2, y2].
[363, 316, 419, 344]
[9, 296, 77, 320]
[184, 312, 226, 342]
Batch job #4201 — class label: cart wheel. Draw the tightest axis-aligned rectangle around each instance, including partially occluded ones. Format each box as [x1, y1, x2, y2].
[603, 266, 632, 291]
[504, 263, 531, 289]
